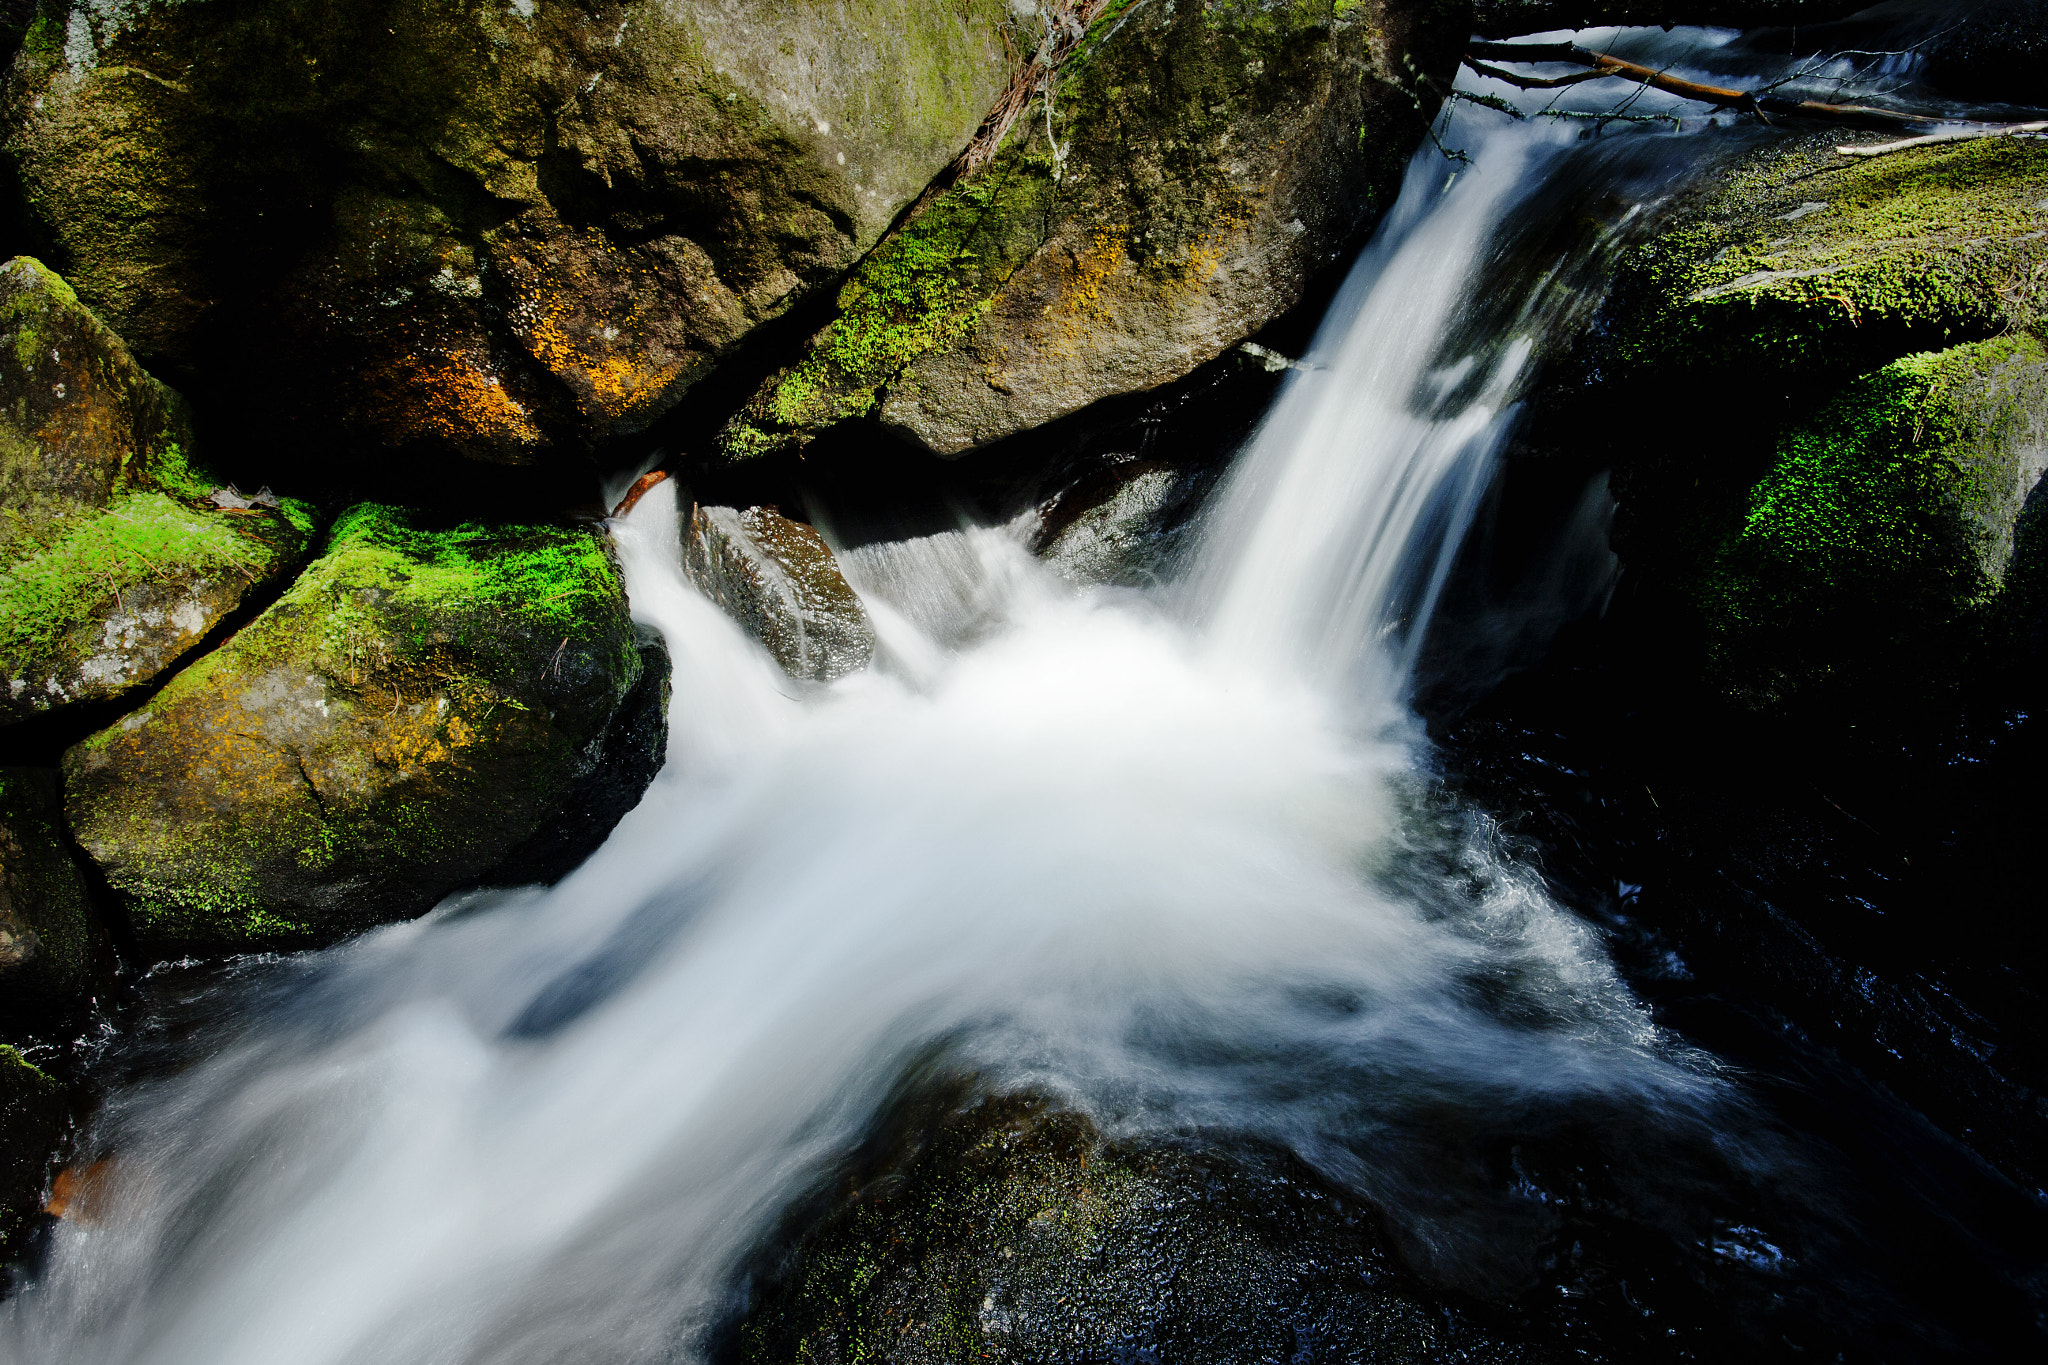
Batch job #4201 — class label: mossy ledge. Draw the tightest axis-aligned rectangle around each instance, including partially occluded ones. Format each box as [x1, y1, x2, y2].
[62, 503, 657, 952]
[0, 255, 317, 724]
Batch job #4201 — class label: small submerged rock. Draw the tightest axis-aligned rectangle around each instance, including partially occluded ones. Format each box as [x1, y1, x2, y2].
[62, 504, 663, 952]
[0, 257, 314, 725]
[684, 504, 875, 683]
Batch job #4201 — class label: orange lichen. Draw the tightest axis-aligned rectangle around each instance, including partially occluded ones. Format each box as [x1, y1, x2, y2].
[382, 350, 543, 450]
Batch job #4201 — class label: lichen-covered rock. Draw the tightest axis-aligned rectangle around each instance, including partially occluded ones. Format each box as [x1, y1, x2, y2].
[0, 257, 315, 724]
[0, 1043, 66, 1261]
[2, 0, 1016, 465]
[62, 504, 659, 952]
[0, 768, 102, 1033]
[740, 1095, 1547, 1365]
[684, 503, 874, 682]
[719, 0, 1466, 462]
[1694, 336, 2048, 706]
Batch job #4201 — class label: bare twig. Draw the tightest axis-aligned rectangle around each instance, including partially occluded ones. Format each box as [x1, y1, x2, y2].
[1837, 120, 2048, 157]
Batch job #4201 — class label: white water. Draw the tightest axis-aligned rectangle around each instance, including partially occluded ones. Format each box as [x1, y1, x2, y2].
[5, 49, 1779, 1365]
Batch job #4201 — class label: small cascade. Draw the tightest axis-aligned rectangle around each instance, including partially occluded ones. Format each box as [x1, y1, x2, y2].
[2, 28, 1892, 1365]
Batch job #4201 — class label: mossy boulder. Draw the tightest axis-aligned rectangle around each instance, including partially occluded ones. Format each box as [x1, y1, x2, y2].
[683, 503, 875, 683]
[1, 0, 1016, 466]
[1583, 132, 2048, 714]
[740, 1094, 1546, 1365]
[0, 1042, 66, 1262]
[1692, 336, 2048, 706]
[62, 503, 661, 952]
[719, 0, 1467, 462]
[0, 256, 314, 724]
[0, 768, 102, 1032]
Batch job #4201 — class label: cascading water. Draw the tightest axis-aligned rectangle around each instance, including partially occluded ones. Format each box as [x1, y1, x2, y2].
[0, 28, 1973, 1365]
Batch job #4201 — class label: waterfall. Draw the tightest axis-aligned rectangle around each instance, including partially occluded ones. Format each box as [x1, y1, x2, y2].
[4, 33, 1807, 1365]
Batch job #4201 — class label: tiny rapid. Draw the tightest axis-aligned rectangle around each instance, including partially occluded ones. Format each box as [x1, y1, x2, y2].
[0, 26, 1993, 1365]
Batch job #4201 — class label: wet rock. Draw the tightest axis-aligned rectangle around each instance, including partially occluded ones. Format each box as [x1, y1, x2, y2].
[739, 1094, 1549, 1365]
[1, 0, 1016, 466]
[0, 257, 315, 725]
[0, 769, 103, 1033]
[0, 1043, 66, 1263]
[62, 504, 657, 953]
[1034, 459, 1199, 587]
[718, 0, 1466, 462]
[684, 504, 874, 682]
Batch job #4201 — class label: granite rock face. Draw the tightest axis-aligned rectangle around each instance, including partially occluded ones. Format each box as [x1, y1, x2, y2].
[719, 0, 1467, 462]
[2, 0, 1017, 465]
[0, 256, 314, 725]
[63, 504, 661, 951]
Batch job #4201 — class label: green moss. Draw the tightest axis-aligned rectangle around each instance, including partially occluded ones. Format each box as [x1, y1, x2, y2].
[0, 492, 273, 673]
[315, 503, 620, 642]
[1615, 137, 2048, 382]
[1695, 335, 2046, 704]
[745, 157, 1056, 444]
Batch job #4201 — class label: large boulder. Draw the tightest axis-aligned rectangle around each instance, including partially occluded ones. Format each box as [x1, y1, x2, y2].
[0, 1042, 66, 1264]
[62, 503, 662, 952]
[683, 502, 875, 682]
[0, 768, 101, 1033]
[1578, 131, 2048, 711]
[1, 0, 1017, 466]
[717, 0, 1467, 462]
[740, 1095, 1547, 1365]
[0, 257, 314, 725]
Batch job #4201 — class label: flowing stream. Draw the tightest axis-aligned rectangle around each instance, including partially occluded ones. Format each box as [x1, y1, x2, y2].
[0, 28, 1974, 1365]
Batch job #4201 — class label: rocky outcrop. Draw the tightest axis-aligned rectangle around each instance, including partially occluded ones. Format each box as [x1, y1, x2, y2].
[719, 0, 1466, 463]
[0, 1043, 65, 1262]
[0, 257, 314, 724]
[0, 769, 101, 1033]
[1, 0, 1016, 466]
[62, 504, 662, 952]
[684, 503, 874, 681]
[1580, 131, 2048, 711]
[741, 1094, 1547, 1365]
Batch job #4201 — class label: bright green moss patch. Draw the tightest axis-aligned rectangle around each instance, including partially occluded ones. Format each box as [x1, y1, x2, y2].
[1696, 334, 2048, 704]
[0, 493, 272, 671]
[315, 504, 621, 642]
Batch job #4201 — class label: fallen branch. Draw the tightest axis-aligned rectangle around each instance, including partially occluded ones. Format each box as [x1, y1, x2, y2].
[1837, 120, 2048, 157]
[1465, 41, 1935, 130]
[610, 469, 671, 519]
